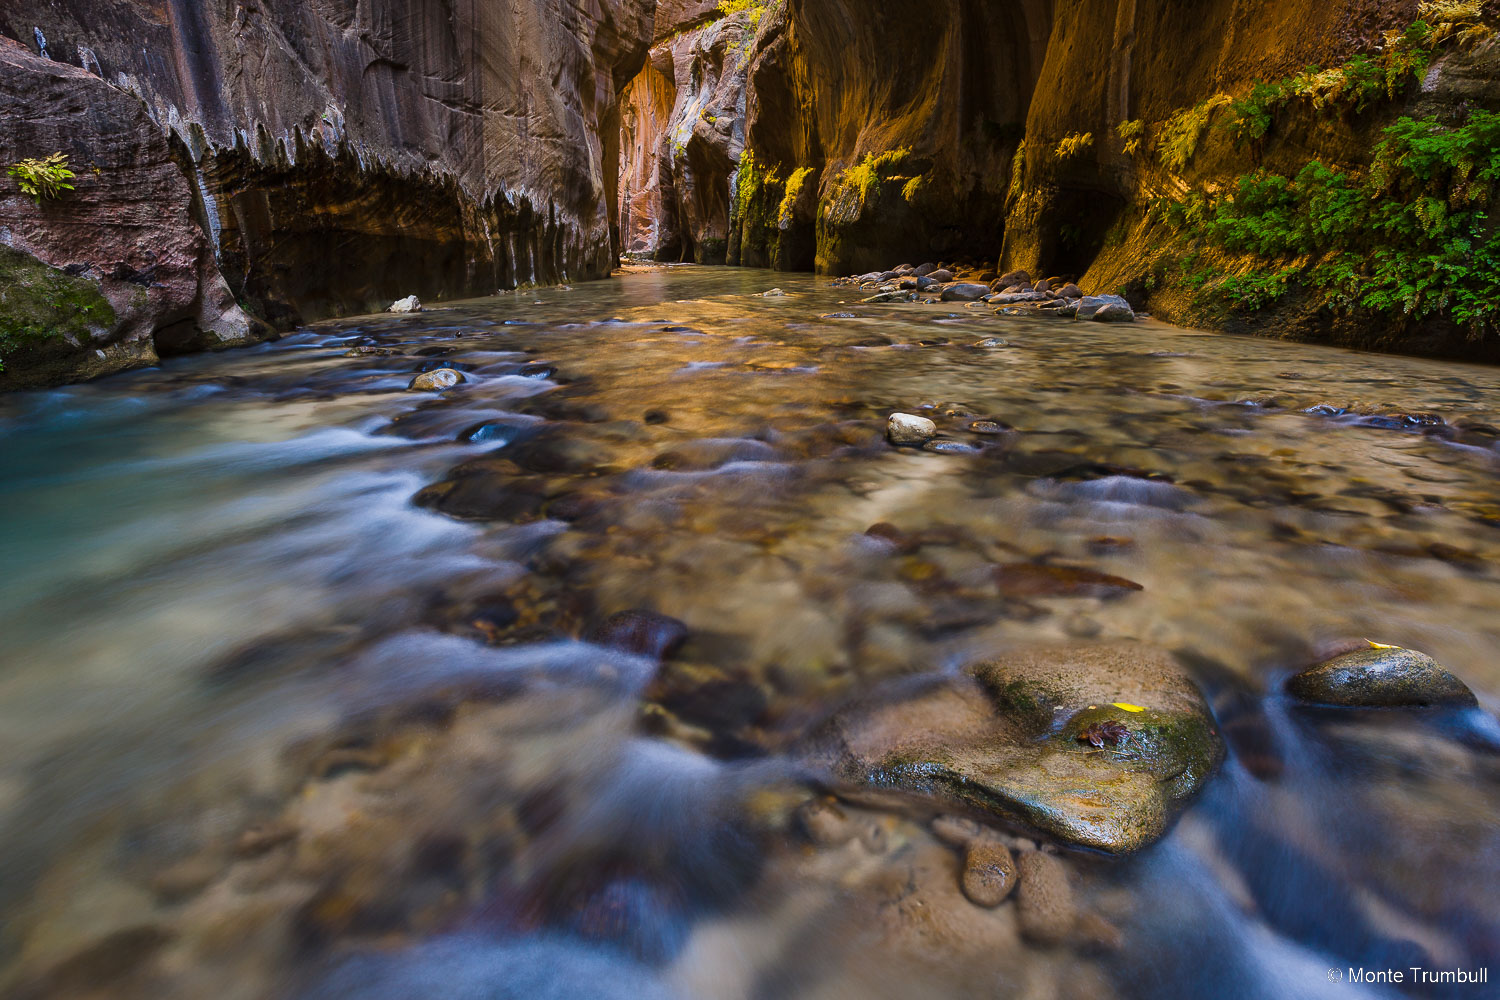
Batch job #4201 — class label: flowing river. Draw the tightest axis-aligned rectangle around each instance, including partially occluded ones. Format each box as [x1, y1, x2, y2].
[3, 266, 1499, 999]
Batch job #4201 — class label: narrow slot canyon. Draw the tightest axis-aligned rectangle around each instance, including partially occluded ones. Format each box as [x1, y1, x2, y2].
[3, 4, 1500, 1000]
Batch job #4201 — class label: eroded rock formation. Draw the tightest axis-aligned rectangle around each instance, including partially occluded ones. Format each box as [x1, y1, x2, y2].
[0, 38, 255, 385]
[0, 0, 655, 385]
[617, 0, 751, 263]
[5, 0, 1500, 385]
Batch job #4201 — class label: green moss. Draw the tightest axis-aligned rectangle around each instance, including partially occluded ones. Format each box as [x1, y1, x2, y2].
[1213, 12, 1486, 153]
[778, 166, 814, 225]
[1060, 705, 1219, 797]
[1160, 112, 1500, 333]
[0, 246, 116, 370]
[733, 150, 790, 265]
[837, 148, 912, 204]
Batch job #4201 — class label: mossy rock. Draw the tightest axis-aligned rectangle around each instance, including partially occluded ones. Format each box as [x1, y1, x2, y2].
[810, 642, 1223, 854]
[0, 246, 117, 369]
[1286, 645, 1477, 708]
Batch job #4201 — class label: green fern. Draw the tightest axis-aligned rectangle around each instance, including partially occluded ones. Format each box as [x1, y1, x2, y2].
[8, 152, 75, 206]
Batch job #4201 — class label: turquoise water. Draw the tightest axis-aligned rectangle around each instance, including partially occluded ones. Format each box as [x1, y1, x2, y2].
[2, 267, 1499, 999]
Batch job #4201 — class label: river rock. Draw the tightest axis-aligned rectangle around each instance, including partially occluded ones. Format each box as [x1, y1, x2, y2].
[1056, 283, 1083, 299]
[913, 262, 937, 276]
[862, 290, 914, 303]
[887, 412, 937, 446]
[927, 269, 954, 283]
[1093, 302, 1135, 322]
[389, 295, 423, 313]
[1076, 295, 1134, 322]
[1015, 851, 1076, 944]
[797, 797, 860, 846]
[1286, 644, 1478, 708]
[809, 641, 1223, 853]
[960, 838, 1017, 907]
[997, 270, 1031, 287]
[939, 282, 991, 302]
[408, 368, 465, 391]
[590, 610, 688, 660]
[991, 292, 1047, 305]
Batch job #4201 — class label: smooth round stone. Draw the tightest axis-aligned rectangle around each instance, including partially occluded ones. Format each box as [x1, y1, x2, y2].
[1286, 645, 1477, 708]
[1016, 851, 1076, 944]
[961, 839, 1017, 908]
[973, 337, 1009, 348]
[924, 440, 980, 455]
[408, 368, 465, 391]
[887, 412, 936, 446]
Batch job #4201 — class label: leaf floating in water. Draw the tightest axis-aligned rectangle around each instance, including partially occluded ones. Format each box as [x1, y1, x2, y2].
[1077, 720, 1130, 749]
[993, 563, 1145, 598]
[1111, 702, 1146, 713]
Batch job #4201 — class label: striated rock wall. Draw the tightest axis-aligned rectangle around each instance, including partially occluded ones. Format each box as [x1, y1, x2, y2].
[731, 0, 1050, 274]
[617, 1, 752, 263]
[0, 37, 255, 388]
[1003, 0, 1500, 357]
[0, 0, 655, 385]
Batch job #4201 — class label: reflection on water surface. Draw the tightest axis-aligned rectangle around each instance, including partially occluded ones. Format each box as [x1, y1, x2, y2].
[2, 267, 1499, 999]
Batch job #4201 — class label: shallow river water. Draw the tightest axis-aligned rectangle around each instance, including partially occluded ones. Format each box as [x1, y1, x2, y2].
[3, 266, 1500, 999]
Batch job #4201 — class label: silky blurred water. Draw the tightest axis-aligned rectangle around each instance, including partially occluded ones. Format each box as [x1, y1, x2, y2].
[2, 266, 1499, 999]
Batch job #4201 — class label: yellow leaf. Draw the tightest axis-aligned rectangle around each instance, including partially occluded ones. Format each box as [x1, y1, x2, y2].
[1111, 702, 1146, 713]
[1366, 639, 1398, 649]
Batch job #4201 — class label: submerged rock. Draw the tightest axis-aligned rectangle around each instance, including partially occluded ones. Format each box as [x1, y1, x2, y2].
[886, 412, 937, 446]
[810, 642, 1223, 853]
[1286, 644, 1477, 708]
[389, 295, 423, 313]
[591, 610, 689, 660]
[1015, 851, 1076, 944]
[960, 838, 1017, 907]
[408, 368, 466, 391]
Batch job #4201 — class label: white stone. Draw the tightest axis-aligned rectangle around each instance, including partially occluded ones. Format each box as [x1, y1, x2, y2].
[389, 295, 422, 313]
[887, 412, 936, 445]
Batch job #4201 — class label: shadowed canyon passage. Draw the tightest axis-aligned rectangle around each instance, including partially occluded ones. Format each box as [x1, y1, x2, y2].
[4, 1, 1500, 998]
[4, 268, 1500, 999]
[7, 0, 1500, 389]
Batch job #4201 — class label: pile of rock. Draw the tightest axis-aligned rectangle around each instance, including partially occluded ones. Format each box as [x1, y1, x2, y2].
[836, 262, 1135, 322]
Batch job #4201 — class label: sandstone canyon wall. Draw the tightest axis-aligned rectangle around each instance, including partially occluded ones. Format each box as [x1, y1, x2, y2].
[0, 0, 654, 387]
[4, 0, 1500, 387]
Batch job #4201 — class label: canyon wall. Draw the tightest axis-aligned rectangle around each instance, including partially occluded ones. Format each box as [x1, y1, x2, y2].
[4, 0, 1499, 385]
[1002, 0, 1500, 357]
[0, 0, 654, 387]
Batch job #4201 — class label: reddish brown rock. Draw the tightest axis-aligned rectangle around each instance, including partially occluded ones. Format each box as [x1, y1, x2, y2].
[0, 37, 255, 388]
[1, 0, 657, 339]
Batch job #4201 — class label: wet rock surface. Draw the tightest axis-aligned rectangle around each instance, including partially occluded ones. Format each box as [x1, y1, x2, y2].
[5, 268, 1500, 1000]
[1287, 644, 1478, 708]
[0, 38, 257, 388]
[812, 642, 1224, 854]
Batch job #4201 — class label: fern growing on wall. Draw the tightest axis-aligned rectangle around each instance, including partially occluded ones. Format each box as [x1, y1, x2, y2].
[7, 153, 75, 206]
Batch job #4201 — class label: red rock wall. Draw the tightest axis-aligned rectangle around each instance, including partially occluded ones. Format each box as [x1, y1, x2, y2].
[0, 0, 655, 337]
[0, 37, 255, 387]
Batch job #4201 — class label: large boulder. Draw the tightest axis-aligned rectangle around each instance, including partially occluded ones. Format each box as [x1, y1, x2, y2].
[1076, 295, 1135, 322]
[1286, 644, 1478, 708]
[809, 642, 1223, 854]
